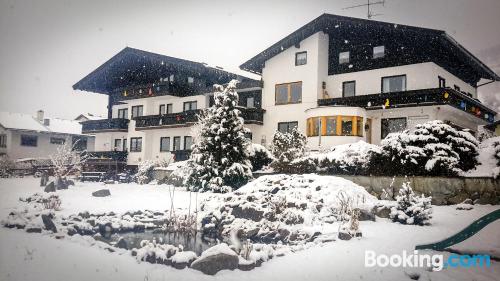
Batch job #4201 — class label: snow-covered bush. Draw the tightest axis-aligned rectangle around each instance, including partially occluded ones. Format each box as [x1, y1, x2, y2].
[413, 120, 479, 172]
[390, 182, 432, 225]
[50, 139, 88, 181]
[43, 194, 62, 211]
[186, 80, 253, 192]
[0, 155, 14, 177]
[312, 141, 381, 175]
[135, 160, 156, 184]
[270, 128, 307, 173]
[371, 121, 479, 176]
[248, 143, 274, 171]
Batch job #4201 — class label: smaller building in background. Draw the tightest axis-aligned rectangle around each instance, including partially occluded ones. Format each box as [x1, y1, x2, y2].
[74, 113, 106, 122]
[0, 110, 94, 160]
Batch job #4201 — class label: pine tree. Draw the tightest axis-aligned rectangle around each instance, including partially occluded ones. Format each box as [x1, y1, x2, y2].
[390, 182, 432, 225]
[186, 80, 253, 193]
[270, 128, 307, 173]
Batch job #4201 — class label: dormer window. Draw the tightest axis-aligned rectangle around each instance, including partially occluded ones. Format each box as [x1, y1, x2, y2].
[373, 46, 385, 59]
[339, 51, 350, 64]
[295, 51, 307, 66]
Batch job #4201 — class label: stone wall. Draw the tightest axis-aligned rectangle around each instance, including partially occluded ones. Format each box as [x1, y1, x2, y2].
[338, 176, 500, 205]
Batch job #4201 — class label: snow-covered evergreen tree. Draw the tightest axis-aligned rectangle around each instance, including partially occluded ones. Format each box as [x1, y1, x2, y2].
[413, 120, 479, 172]
[390, 182, 432, 225]
[186, 80, 253, 192]
[270, 128, 307, 173]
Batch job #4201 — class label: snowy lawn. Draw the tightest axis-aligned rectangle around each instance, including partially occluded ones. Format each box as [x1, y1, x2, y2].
[0, 177, 498, 281]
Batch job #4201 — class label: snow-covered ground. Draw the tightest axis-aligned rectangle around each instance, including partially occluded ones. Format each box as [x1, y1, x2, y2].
[0, 177, 498, 281]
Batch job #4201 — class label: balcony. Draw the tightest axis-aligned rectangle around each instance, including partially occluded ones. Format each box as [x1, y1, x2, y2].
[318, 88, 496, 123]
[134, 110, 201, 130]
[81, 118, 129, 133]
[86, 151, 128, 162]
[239, 107, 265, 125]
[172, 150, 191, 162]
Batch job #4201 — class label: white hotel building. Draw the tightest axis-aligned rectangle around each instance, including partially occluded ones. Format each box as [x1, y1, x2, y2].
[74, 14, 499, 168]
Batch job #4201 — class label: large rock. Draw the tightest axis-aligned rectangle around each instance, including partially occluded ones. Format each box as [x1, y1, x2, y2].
[41, 214, 57, 233]
[56, 178, 69, 190]
[92, 189, 111, 197]
[231, 205, 263, 222]
[171, 251, 197, 269]
[44, 182, 56, 193]
[190, 244, 238, 275]
[358, 208, 375, 221]
[115, 237, 128, 249]
[373, 205, 392, 219]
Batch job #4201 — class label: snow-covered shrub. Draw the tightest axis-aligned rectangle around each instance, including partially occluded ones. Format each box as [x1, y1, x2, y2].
[371, 121, 479, 176]
[0, 155, 14, 177]
[248, 143, 274, 171]
[413, 120, 479, 173]
[43, 195, 62, 210]
[312, 141, 382, 175]
[270, 128, 307, 173]
[390, 182, 432, 225]
[135, 160, 156, 184]
[186, 80, 253, 192]
[50, 139, 88, 181]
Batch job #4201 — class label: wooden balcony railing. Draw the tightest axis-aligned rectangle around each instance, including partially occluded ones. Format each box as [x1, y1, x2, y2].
[134, 110, 201, 129]
[86, 151, 128, 162]
[81, 118, 129, 133]
[318, 88, 496, 123]
[239, 107, 265, 125]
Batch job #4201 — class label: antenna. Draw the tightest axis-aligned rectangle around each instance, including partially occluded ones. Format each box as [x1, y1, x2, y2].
[343, 0, 386, 19]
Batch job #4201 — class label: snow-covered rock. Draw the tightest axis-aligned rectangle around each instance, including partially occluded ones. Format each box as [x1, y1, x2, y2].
[190, 243, 239, 275]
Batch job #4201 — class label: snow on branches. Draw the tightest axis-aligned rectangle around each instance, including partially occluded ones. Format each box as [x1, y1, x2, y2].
[50, 138, 88, 180]
[390, 181, 432, 225]
[186, 80, 253, 192]
[270, 128, 307, 173]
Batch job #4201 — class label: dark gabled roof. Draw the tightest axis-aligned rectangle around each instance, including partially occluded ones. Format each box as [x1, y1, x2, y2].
[239, 13, 500, 82]
[73, 47, 251, 95]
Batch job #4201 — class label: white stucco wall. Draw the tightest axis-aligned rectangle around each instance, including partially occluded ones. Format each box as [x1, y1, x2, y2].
[324, 62, 477, 99]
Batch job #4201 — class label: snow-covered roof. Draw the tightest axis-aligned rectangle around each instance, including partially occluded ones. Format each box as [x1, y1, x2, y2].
[75, 113, 106, 121]
[0, 111, 83, 135]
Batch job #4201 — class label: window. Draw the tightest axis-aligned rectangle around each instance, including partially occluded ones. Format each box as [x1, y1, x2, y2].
[295, 51, 307, 66]
[0, 134, 6, 148]
[454, 85, 461, 92]
[438, 76, 446, 88]
[183, 101, 197, 111]
[325, 117, 337, 136]
[160, 137, 170, 152]
[118, 108, 128, 119]
[307, 117, 320, 137]
[341, 116, 353, 136]
[382, 75, 406, 93]
[381, 118, 407, 139]
[246, 97, 255, 108]
[114, 139, 122, 150]
[339, 51, 350, 64]
[72, 136, 87, 151]
[123, 139, 127, 151]
[130, 137, 142, 152]
[184, 136, 193, 150]
[20, 135, 37, 147]
[159, 104, 166, 115]
[277, 121, 298, 134]
[50, 137, 65, 145]
[307, 116, 364, 137]
[275, 82, 302, 105]
[131, 106, 143, 118]
[342, 81, 356, 97]
[373, 45, 385, 59]
[166, 104, 173, 114]
[173, 136, 181, 151]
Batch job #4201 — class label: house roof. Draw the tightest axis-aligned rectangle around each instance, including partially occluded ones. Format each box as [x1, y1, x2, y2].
[75, 113, 105, 121]
[0, 111, 83, 135]
[239, 13, 500, 82]
[73, 47, 255, 95]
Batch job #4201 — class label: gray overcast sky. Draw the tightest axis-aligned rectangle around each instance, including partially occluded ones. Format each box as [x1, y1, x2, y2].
[1, 0, 499, 120]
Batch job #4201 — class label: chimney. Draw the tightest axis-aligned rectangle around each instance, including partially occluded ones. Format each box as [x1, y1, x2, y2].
[36, 110, 44, 122]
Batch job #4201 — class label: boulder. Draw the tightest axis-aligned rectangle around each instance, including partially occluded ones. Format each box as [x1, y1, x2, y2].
[231, 205, 263, 222]
[41, 214, 57, 233]
[56, 179, 69, 190]
[115, 237, 128, 249]
[238, 257, 256, 271]
[373, 205, 392, 219]
[26, 227, 42, 233]
[338, 231, 352, 241]
[92, 189, 111, 197]
[358, 208, 375, 221]
[191, 244, 238, 275]
[67, 180, 75, 186]
[171, 251, 197, 269]
[44, 182, 56, 193]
